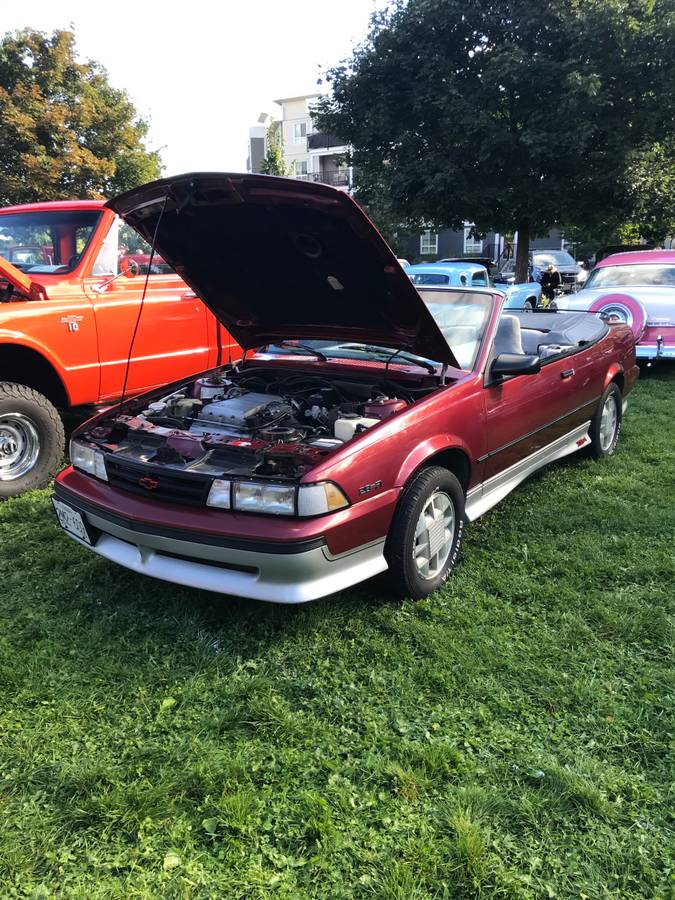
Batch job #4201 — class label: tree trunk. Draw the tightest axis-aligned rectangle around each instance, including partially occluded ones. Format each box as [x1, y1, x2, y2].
[515, 222, 530, 284]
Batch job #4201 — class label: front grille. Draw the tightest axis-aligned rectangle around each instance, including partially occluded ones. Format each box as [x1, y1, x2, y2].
[105, 457, 211, 507]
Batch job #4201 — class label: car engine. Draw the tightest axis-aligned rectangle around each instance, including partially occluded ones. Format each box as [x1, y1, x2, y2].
[85, 368, 426, 482]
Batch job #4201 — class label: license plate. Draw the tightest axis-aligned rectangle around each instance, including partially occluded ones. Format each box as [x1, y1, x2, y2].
[52, 498, 92, 545]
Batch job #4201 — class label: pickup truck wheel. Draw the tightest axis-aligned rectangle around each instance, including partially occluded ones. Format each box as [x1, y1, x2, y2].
[588, 383, 622, 460]
[524, 299, 536, 312]
[385, 466, 465, 600]
[0, 383, 65, 499]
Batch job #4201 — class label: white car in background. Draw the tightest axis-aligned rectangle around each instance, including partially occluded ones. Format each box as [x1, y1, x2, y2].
[562, 249, 675, 363]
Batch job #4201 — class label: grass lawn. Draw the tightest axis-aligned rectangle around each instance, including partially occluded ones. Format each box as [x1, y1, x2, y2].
[0, 366, 673, 899]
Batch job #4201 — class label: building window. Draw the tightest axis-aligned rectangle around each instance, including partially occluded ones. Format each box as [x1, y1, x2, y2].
[293, 160, 308, 178]
[293, 122, 307, 143]
[420, 231, 438, 256]
[464, 226, 482, 254]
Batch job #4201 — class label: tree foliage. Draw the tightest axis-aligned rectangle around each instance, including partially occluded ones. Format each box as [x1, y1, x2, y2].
[315, 0, 675, 277]
[624, 139, 675, 245]
[259, 123, 291, 176]
[0, 28, 162, 205]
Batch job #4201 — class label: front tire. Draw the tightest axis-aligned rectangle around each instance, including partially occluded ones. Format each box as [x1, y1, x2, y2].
[385, 466, 465, 600]
[588, 382, 622, 460]
[0, 383, 65, 499]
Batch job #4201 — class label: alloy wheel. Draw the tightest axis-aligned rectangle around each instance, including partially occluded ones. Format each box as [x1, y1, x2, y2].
[599, 394, 618, 452]
[413, 490, 455, 580]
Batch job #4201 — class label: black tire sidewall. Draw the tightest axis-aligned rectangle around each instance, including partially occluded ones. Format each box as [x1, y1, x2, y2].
[589, 383, 623, 460]
[0, 383, 65, 498]
[386, 466, 465, 600]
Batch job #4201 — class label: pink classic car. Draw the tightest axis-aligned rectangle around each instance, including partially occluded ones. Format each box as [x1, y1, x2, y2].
[565, 250, 675, 363]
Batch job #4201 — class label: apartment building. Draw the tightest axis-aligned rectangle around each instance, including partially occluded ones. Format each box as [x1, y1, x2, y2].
[248, 93, 353, 189]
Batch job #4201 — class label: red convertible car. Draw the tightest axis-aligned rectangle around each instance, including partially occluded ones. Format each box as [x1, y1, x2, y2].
[52, 173, 638, 602]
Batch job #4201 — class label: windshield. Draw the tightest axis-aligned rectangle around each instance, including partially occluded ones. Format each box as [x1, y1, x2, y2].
[409, 272, 451, 286]
[263, 290, 492, 372]
[0, 210, 101, 274]
[583, 263, 675, 289]
[417, 289, 492, 369]
[534, 251, 576, 268]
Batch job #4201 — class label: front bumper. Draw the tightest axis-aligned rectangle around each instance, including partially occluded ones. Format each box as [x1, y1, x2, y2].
[53, 484, 389, 603]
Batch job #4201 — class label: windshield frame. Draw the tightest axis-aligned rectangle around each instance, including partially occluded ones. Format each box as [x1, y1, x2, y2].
[0, 209, 103, 275]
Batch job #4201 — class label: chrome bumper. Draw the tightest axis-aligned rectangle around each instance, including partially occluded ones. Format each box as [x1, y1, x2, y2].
[636, 343, 675, 359]
[58, 502, 388, 603]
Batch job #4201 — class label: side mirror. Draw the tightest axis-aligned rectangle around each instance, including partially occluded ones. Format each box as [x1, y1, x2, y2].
[491, 353, 541, 378]
[121, 258, 139, 278]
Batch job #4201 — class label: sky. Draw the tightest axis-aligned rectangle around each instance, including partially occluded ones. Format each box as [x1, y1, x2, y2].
[3, 0, 388, 175]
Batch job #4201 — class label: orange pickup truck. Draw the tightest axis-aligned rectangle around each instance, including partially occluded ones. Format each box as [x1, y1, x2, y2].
[0, 200, 238, 498]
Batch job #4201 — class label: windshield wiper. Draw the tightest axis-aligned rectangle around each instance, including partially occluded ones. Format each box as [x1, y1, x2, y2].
[335, 343, 437, 375]
[272, 341, 328, 362]
[384, 347, 438, 375]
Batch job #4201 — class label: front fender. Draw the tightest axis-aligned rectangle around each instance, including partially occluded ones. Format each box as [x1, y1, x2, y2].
[503, 282, 541, 308]
[394, 434, 474, 489]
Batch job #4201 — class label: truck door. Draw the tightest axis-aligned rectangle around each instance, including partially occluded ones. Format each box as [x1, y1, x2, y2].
[84, 218, 212, 401]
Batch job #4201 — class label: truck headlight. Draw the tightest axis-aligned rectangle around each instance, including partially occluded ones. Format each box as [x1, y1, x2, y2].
[70, 439, 108, 481]
[206, 479, 349, 516]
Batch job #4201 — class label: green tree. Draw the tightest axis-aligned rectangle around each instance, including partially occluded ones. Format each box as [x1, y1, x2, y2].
[0, 28, 161, 205]
[624, 139, 675, 245]
[314, 0, 675, 280]
[259, 123, 290, 176]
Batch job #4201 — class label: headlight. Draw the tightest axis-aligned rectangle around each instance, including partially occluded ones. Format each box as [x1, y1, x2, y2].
[206, 479, 349, 516]
[234, 481, 296, 515]
[70, 439, 108, 481]
[576, 269, 588, 282]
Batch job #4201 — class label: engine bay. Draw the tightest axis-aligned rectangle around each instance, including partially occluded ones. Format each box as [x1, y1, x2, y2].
[84, 367, 436, 482]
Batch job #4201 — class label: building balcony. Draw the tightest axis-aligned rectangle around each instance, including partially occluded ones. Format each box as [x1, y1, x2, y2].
[296, 170, 352, 188]
[306, 132, 348, 152]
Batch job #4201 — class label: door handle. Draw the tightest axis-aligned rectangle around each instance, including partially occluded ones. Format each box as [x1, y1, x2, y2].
[561, 369, 575, 379]
[181, 291, 198, 300]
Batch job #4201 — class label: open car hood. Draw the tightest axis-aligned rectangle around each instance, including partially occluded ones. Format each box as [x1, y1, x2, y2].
[106, 173, 458, 367]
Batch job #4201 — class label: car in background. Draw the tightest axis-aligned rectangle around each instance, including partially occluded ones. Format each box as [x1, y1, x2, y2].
[562, 249, 675, 362]
[405, 262, 541, 310]
[500, 250, 586, 291]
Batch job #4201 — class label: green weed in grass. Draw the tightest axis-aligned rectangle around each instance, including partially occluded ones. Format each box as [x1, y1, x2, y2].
[0, 365, 673, 898]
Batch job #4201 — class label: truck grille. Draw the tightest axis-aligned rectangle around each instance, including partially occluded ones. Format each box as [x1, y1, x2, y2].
[105, 458, 211, 507]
